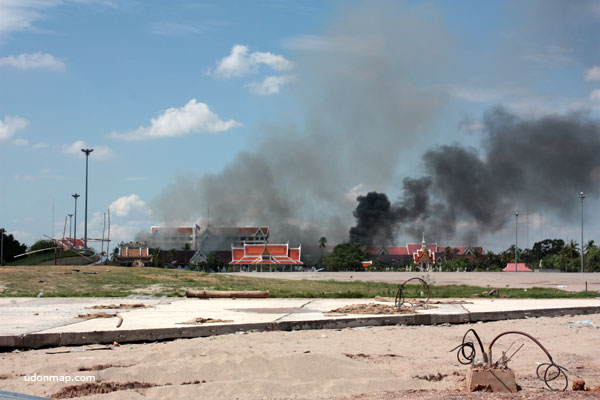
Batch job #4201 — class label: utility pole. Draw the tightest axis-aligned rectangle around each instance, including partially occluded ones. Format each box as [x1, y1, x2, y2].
[72, 194, 80, 247]
[1, 228, 4, 266]
[81, 148, 93, 248]
[579, 192, 586, 273]
[515, 211, 519, 272]
[68, 213, 73, 240]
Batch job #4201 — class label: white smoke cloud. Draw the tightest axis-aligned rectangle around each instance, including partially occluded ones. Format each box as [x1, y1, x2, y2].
[0, 115, 29, 141]
[108, 99, 241, 141]
[0, 52, 65, 71]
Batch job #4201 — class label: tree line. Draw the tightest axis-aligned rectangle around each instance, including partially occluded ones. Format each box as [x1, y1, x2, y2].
[320, 238, 600, 272]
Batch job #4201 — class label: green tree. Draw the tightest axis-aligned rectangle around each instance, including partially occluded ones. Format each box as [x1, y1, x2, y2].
[586, 247, 600, 272]
[444, 257, 475, 272]
[584, 240, 596, 255]
[29, 239, 56, 252]
[560, 240, 579, 259]
[531, 239, 564, 260]
[149, 247, 161, 267]
[322, 243, 367, 271]
[200, 252, 225, 272]
[318, 237, 327, 266]
[1, 231, 27, 264]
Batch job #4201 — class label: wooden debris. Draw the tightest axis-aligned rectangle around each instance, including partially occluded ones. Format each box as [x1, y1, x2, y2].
[177, 317, 233, 324]
[88, 303, 152, 309]
[185, 289, 269, 299]
[330, 303, 434, 315]
[77, 312, 115, 319]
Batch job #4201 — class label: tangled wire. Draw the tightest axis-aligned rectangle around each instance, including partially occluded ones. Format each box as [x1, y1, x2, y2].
[450, 329, 568, 391]
[394, 277, 430, 307]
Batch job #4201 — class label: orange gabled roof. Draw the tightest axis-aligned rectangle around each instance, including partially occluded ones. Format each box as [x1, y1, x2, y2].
[245, 245, 265, 256]
[268, 244, 288, 256]
[288, 248, 301, 261]
[232, 248, 245, 261]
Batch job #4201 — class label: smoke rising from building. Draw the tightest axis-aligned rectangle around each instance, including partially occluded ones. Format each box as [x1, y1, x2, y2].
[152, 2, 451, 247]
[148, 1, 600, 250]
[349, 108, 600, 245]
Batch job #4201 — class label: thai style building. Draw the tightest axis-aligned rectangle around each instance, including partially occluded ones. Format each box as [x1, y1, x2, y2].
[115, 241, 152, 266]
[327, 235, 484, 271]
[149, 225, 269, 251]
[230, 242, 302, 271]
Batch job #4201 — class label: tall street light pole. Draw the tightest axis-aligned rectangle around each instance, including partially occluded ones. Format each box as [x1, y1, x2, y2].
[515, 211, 519, 272]
[72, 194, 80, 247]
[67, 213, 73, 240]
[579, 192, 586, 273]
[81, 148, 93, 248]
[1, 228, 4, 266]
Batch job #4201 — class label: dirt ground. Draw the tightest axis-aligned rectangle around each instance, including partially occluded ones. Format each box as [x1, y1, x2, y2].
[228, 271, 600, 293]
[1, 314, 599, 399]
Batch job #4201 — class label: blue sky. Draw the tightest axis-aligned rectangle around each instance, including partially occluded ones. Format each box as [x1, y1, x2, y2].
[1, 0, 600, 253]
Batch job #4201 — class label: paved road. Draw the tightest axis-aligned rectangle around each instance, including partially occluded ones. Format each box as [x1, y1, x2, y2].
[225, 271, 600, 292]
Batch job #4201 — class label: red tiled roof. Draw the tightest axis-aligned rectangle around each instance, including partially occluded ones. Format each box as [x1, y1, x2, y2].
[289, 248, 301, 260]
[232, 248, 245, 261]
[245, 245, 266, 256]
[503, 263, 532, 272]
[268, 245, 288, 256]
[230, 242, 302, 265]
[58, 238, 84, 249]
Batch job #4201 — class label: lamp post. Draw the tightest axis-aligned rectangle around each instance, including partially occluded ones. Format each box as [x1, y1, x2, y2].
[72, 194, 80, 247]
[81, 148, 93, 248]
[579, 192, 585, 273]
[1, 228, 4, 266]
[515, 211, 519, 272]
[67, 213, 73, 241]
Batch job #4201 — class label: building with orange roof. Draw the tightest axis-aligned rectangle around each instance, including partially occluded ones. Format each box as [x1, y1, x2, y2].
[115, 241, 152, 267]
[230, 242, 302, 271]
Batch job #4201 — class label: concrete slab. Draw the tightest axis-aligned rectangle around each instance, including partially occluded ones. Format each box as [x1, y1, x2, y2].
[0, 297, 599, 349]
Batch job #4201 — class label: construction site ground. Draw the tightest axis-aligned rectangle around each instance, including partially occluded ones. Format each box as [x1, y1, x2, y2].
[1, 296, 600, 399]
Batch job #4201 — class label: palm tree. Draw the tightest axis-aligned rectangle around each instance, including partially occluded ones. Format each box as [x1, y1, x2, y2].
[318, 237, 328, 267]
[585, 240, 596, 255]
[561, 240, 579, 259]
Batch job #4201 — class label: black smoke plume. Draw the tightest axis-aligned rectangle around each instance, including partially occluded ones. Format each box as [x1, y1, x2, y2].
[349, 108, 600, 245]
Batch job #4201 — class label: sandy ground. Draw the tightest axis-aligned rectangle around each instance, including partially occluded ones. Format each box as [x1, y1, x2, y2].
[226, 271, 600, 292]
[1, 314, 599, 399]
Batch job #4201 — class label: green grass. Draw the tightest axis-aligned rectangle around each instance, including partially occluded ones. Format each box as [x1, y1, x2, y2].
[8, 250, 89, 266]
[0, 265, 597, 298]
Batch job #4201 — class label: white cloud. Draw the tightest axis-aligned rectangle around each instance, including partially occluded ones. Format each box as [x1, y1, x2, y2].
[109, 194, 151, 217]
[108, 98, 241, 141]
[0, 52, 65, 71]
[585, 66, 600, 81]
[150, 21, 202, 36]
[283, 35, 329, 51]
[245, 74, 296, 95]
[590, 89, 600, 102]
[211, 44, 293, 78]
[458, 115, 484, 132]
[0, 115, 29, 141]
[0, 1, 116, 40]
[62, 140, 114, 160]
[0, 0, 59, 38]
[11, 138, 29, 146]
[448, 85, 525, 103]
[33, 141, 48, 149]
[344, 184, 368, 203]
